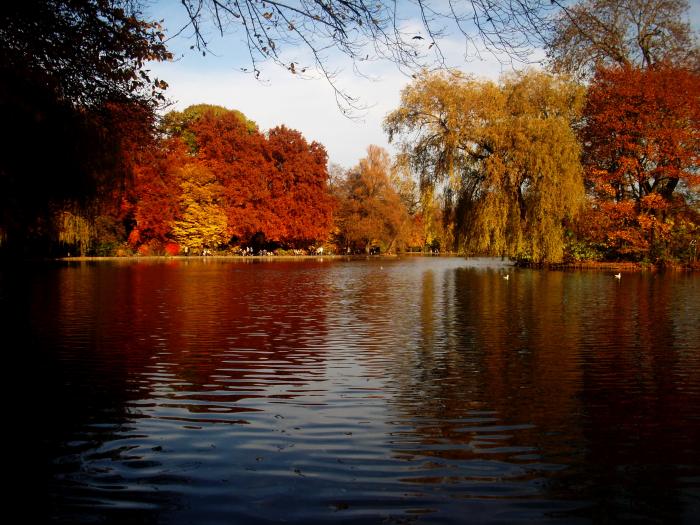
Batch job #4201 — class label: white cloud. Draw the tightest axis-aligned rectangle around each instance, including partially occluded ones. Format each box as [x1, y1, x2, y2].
[149, 45, 519, 169]
[150, 59, 403, 168]
[144, 2, 539, 168]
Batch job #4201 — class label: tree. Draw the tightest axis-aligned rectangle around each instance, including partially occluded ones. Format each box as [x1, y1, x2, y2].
[127, 139, 187, 248]
[1, 0, 171, 110]
[547, 0, 699, 78]
[161, 105, 335, 248]
[0, 0, 172, 255]
[335, 146, 412, 253]
[165, 105, 270, 242]
[579, 64, 700, 259]
[171, 163, 229, 252]
[265, 126, 335, 246]
[160, 104, 258, 153]
[385, 70, 585, 263]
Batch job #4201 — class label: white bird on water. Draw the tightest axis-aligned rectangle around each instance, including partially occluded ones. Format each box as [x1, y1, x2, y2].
[614, 272, 621, 279]
[503, 274, 509, 280]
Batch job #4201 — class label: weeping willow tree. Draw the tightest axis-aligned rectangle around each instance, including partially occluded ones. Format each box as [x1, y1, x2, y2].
[385, 70, 585, 263]
[56, 209, 95, 256]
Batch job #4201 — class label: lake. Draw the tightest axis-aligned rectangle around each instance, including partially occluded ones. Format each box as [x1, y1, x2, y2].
[3, 257, 699, 523]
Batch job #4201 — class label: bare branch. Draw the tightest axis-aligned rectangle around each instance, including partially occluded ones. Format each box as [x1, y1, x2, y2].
[172, 1, 560, 115]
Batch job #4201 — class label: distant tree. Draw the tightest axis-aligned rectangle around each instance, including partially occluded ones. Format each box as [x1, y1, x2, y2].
[547, 0, 699, 78]
[160, 104, 258, 153]
[265, 126, 335, 246]
[171, 163, 229, 252]
[165, 105, 270, 242]
[580, 64, 700, 259]
[162, 105, 335, 248]
[386, 70, 585, 263]
[336, 146, 412, 253]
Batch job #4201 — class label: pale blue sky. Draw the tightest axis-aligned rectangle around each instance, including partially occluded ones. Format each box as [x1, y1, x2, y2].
[144, 1, 700, 169]
[144, 1, 533, 168]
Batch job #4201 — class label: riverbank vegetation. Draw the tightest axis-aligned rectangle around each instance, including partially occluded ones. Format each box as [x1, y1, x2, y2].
[0, 0, 698, 265]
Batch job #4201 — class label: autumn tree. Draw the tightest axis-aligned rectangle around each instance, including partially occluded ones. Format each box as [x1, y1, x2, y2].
[335, 146, 413, 254]
[171, 163, 229, 252]
[160, 104, 258, 153]
[265, 126, 335, 246]
[386, 70, 585, 263]
[164, 105, 269, 242]
[580, 64, 700, 259]
[161, 105, 335, 249]
[547, 0, 700, 78]
[127, 139, 188, 249]
[0, 0, 171, 255]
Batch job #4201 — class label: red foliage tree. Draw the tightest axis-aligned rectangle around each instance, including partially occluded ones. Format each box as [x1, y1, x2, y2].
[126, 104, 337, 252]
[127, 139, 187, 248]
[265, 126, 335, 246]
[177, 107, 335, 248]
[187, 108, 271, 242]
[580, 64, 700, 258]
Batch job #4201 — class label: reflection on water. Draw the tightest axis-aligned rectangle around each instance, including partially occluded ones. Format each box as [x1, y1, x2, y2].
[3, 257, 699, 523]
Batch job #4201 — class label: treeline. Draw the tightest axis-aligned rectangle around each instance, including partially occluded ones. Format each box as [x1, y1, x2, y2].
[124, 105, 335, 255]
[1, 0, 698, 264]
[381, 0, 700, 265]
[386, 65, 700, 265]
[35, 104, 427, 257]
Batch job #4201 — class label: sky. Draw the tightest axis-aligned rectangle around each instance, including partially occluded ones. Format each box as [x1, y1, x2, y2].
[144, 1, 700, 169]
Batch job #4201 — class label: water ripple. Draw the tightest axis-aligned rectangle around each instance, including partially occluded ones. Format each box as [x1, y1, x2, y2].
[5, 258, 699, 523]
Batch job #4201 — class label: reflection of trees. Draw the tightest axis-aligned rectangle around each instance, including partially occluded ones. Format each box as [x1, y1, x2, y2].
[7, 259, 700, 522]
[386, 268, 585, 466]
[101, 260, 332, 419]
[132, 260, 331, 417]
[383, 265, 700, 521]
[9, 263, 178, 522]
[571, 273, 700, 521]
[14, 260, 332, 521]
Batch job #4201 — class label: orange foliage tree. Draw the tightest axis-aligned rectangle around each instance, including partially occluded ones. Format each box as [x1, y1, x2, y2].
[335, 146, 413, 254]
[579, 64, 700, 260]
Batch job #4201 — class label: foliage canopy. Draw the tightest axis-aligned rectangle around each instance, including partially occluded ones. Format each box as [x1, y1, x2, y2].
[547, 0, 699, 78]
[579, 63, 700, 259]
[386, 70, 585, 262]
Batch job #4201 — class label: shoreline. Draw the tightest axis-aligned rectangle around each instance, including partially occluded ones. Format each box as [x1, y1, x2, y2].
[0, 253, 695, 271]
[44, 255, 699, 271]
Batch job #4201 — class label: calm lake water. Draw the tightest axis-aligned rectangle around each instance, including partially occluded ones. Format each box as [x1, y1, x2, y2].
[3, 257, 699, 523]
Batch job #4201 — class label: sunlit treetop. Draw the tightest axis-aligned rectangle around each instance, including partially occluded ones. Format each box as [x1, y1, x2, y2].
[160, 104, 258, 154]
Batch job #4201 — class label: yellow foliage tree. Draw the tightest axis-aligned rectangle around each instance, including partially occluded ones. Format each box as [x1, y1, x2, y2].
[56, 209, 94, 256]
[385, 70, 585, 263]
[170, 163, 229, 252]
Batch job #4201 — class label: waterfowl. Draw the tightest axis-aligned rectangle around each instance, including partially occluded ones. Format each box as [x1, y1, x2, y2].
[614, 273, 621, 279]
